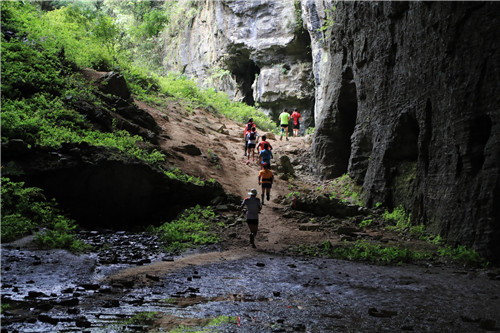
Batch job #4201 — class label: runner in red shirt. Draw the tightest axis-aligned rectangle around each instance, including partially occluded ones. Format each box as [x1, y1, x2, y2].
[257, 135, 273, 153]
[290, 108, 302, 137]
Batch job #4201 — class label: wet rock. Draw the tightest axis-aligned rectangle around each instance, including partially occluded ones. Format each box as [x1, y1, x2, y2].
[35, 302, 54, 311]
[26, 290, 47, 299]
[57, 297, 79, 307]
[368, 307, 398, 318]
[68, 308, 80, 315]
[103, 300, 120, 308]
[75, 316, 92, 328]
[79, 283, 100, 291]
[146, 274, 160, 282]
[38, 314, 59, 325]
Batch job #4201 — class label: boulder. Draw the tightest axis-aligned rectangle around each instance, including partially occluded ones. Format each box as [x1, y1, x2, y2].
[96, 72, 131, 100]
[279, 155, 295, 175]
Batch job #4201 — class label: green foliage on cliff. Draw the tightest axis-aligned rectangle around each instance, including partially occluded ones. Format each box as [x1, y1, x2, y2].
[1, 1, 165, 165]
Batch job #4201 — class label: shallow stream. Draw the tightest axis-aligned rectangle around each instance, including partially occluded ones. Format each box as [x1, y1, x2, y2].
[2, 233, 499, 332]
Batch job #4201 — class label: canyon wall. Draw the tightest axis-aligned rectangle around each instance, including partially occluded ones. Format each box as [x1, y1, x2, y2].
[303, 1, 500, 261]
[161, 0, 500, 261]
[161, 0, 315, 129]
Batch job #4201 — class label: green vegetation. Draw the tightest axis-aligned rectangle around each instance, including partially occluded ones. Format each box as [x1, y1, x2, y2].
[317, 5, 337, 45]
[126, 311, 160, 326]
[297, 239, 487, 267]
[0, 304, 11, 314]
[286, 191, 301, 199]
[438, 245, 487, 267]
[329, 173, 363, 205]
[359, 219, 373, 228]
[163, 168, 213, 186]
[298, 240, 429, 264]
[305, 127, 315, 135]
[1, 1, 275, 159]
[155, 205, 219, 253]
[383, 205, 411, 230]
[0, 178, 87, 252]
[1, 2, 165, 164]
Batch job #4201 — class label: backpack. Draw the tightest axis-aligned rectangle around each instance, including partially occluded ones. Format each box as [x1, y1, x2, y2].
[249, 131, 256, 140]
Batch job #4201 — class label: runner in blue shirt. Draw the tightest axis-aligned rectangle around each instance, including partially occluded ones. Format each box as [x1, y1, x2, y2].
[259, 143, 273, 169]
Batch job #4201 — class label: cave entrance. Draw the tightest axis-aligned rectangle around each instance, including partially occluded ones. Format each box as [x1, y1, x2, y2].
[225, 49, 260, 106]
[335, 67, 358, 175]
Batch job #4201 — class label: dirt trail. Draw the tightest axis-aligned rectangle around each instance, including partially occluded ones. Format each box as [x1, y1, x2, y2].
[109, 102, 324, 282]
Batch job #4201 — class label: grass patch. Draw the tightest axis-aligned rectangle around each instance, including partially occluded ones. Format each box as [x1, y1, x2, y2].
[297, 240, 430, 264]
[295, 239, 487, 267]
[155, 205, 219, 253]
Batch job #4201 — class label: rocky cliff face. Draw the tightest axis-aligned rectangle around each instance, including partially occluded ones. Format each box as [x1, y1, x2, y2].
[303, 1, 500, 261]
[161, 0, 315, 130]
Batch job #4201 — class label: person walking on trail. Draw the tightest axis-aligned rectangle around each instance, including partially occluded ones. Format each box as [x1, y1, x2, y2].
[291, 108, 302, 137]
[259, 143, 273, 169]
[243, 118, 254, 156]
[257, 134, 273, 153]
[258, 163, 274, 205]
[240, 188, 262, 248]
[245, 126, 259, 164]
[279, 109, 290, 141]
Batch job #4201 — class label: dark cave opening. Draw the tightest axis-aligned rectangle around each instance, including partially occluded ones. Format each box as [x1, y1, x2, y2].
[224, 49, 260, 106]
[335, 67, 358, 176]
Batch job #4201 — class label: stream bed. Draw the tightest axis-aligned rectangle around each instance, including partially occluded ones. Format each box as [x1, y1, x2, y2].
[2, 232, 500, 332]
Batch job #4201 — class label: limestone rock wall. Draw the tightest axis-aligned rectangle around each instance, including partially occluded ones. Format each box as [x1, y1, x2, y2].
[304, 1, 500, 261]
[161, 0, 315, 130]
